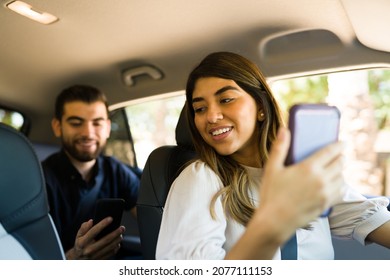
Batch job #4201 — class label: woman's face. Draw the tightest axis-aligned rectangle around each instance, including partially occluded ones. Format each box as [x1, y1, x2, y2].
[192, 77, 261, 167]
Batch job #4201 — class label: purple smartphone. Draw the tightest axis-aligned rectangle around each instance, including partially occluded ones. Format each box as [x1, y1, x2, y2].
[285, 103, 341, 217]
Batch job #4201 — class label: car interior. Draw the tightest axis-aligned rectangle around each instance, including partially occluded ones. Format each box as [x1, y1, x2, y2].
[1, 0, 390, 259]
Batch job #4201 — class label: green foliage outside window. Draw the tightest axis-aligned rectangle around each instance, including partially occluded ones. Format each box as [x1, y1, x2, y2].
[271, 69, 390, 130]
[368, 70, 390, 130]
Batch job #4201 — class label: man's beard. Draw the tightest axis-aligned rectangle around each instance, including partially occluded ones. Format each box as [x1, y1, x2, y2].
[62, 138, 103, 162]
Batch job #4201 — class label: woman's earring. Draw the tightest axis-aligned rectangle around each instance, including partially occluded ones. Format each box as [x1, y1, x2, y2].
[258, 112, 265, 121]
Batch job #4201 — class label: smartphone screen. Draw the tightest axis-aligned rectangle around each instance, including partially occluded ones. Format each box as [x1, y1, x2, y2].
[93, 198, 125, 240]
[285, 104, 340, 217]
[286, 104, 340, 165]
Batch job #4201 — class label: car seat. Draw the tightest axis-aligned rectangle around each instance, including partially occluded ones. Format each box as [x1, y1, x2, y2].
[0, 123, 65, 259]
[136, 103, 197, 259]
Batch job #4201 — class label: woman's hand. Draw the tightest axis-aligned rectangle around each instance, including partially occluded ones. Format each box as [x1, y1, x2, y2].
[226, 127, 345, 260]
[259, 127, 345, 237]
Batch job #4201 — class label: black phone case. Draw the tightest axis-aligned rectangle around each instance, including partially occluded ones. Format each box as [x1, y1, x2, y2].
[93, 198, 125, 240]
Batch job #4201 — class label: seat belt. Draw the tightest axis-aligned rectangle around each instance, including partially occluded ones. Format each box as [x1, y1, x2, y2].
[281, 232, 297, 260]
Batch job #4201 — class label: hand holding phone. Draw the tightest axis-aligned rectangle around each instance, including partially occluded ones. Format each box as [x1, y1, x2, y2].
[285, 103, 341, 217]
[93, 198, 125, 240]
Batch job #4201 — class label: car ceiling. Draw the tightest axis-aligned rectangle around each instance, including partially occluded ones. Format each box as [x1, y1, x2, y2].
[0, 0, 390, 135]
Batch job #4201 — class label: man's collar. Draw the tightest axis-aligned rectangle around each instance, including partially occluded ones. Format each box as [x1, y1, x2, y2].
[59, 149, 103, 182]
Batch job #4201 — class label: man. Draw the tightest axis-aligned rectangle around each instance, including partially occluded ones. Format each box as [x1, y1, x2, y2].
[42, 85, 140, 259]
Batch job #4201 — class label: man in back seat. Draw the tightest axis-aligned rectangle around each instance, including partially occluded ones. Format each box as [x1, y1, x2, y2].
[41, 85, 140, 259]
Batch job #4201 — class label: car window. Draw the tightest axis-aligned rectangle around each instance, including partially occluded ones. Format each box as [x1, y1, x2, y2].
[270, 68, 390, 197]
[0, 106, 29, 134]
[105, 108, 138, 167]
[107, 93, 186, 168]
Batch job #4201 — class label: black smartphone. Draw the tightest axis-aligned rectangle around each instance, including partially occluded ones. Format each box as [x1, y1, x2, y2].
[285, 103, 341, 217]
[93, 198, 125, 240]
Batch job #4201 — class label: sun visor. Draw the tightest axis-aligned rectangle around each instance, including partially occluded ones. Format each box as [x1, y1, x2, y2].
[342, 0, 390, 52]
[259, 29, 343, 65]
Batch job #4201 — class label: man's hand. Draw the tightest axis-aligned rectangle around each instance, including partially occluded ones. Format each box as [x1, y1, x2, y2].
[65, 217, 125, 260]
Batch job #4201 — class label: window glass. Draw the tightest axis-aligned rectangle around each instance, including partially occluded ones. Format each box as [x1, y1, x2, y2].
[105, 109, 137, 167]
[270, 69, 390, 196]
[124, 93, 186, 168]
[0, 107, 27, 132]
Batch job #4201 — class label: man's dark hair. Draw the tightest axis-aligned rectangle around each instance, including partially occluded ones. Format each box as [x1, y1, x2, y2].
[54, 84, 109, 120]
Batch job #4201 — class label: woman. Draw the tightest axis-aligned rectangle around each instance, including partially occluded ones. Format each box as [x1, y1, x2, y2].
[156, 51, 390, 259]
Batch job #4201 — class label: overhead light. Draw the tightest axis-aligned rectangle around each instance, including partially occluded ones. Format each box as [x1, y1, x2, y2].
[6, 1, 58, 25]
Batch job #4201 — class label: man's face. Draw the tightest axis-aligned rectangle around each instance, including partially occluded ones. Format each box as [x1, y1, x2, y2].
[52, 101, 111, 162]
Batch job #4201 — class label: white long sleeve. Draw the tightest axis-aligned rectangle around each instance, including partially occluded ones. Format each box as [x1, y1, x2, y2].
[156, 161, 390, 260]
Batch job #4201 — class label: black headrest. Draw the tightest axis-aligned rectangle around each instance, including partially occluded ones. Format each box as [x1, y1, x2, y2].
[0, 123, 65, 259]
[175, 103, 194, 151]
[0, 123, 48, 232]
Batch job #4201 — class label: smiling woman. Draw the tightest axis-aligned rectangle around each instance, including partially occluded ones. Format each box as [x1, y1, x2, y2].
[192, 77, 260, 166]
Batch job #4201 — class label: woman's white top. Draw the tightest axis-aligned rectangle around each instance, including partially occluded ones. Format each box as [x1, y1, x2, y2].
[156, 160, 390, 259]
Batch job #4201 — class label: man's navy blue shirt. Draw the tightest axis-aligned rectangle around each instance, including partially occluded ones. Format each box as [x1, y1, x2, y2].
[42, 150, 140, 252]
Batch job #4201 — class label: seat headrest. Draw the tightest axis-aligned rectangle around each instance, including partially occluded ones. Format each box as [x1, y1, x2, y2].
[0, 123, 66, 260]
[0, 123, 47, 232]
[175, 103, 194, 150]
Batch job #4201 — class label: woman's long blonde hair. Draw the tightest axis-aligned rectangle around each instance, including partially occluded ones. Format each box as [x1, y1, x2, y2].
[185, 52, 284, 225]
